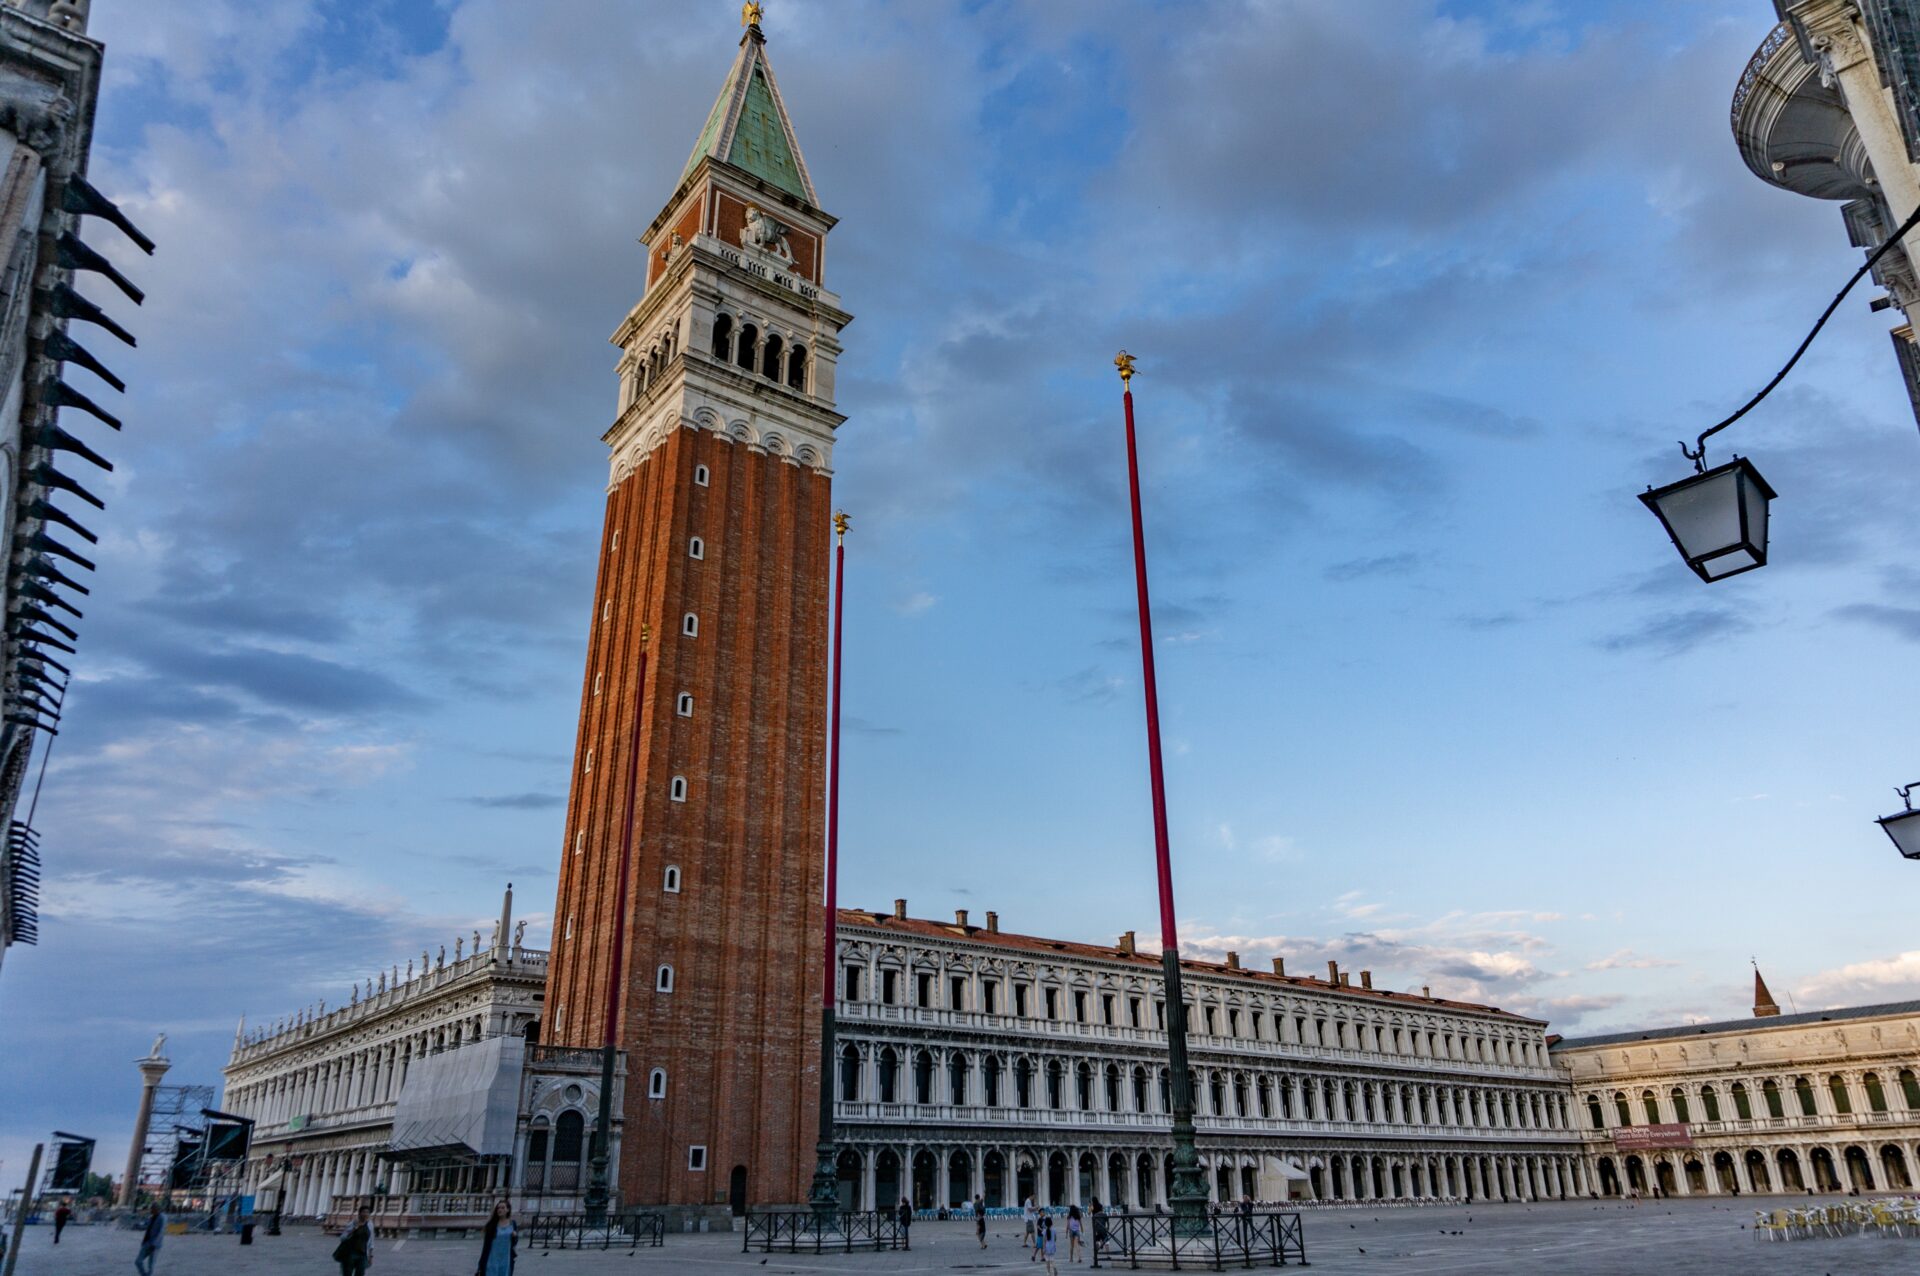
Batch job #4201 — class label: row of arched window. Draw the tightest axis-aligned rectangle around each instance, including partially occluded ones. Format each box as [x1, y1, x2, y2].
[711, 312, 809, 391]
[839, 959, 1544, 1065]
[620, 310, 815, 406]
[524, 1110, 586, 1193]
[836, 1043, 1567, 1130]
[624, 327, 681, 407]
[1585, 1070, 1920, 1128]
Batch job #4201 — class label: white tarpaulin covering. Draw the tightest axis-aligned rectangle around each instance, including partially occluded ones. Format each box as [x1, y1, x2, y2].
[1265, 1157, 1310, 1180]
[389, 1036, 524, 1159]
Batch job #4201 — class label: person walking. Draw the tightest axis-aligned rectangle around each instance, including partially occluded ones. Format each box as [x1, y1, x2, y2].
[475, 1200, 514, 1276]
[333, 1204, 374, 1276]
[1066, 1203, 1082, 1262]
[1022, 1194, 1037, 1249]
[134, 1204, 165, 1276]
[974, 1194, 988, 1249]
[1041, 1215, 1060, 1275]
[897, 1197, 913, 1249]
[53, 1199, 72, 1243]
[1031, 1209, 1048, 1263]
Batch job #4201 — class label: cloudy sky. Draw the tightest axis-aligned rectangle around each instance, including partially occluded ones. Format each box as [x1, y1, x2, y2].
[6, 0, 1920, 1192]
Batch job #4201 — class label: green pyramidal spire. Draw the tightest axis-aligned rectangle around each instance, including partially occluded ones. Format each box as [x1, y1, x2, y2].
[680, 22, 818, 207]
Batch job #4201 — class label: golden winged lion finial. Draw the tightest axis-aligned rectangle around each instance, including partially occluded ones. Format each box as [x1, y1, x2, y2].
[1115, 350, 1137, 384]
[833, 510, 850, 543]
[742, 2, 763, 28]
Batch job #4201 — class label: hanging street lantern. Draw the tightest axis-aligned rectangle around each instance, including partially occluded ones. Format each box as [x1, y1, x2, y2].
[1640, 455, 1776, 583]
[1877, 784, 1920, 860]
[1634, 200, 1920, 583]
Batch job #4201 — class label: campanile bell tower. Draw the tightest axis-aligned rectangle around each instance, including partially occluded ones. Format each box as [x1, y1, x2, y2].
[545, 8, 849, 1210]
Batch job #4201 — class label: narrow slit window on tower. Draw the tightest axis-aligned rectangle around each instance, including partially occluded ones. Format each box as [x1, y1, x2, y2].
[710, 313, 732, 361]
[688, 1146, 707, 1172]
[592, 672, 602, 696]
[670, 775, 688, 802]
[694, 464, 710, 487]
[735, 323, 758, 371]
[611, 530, 620, 551]
[688, 536, 704, 560]
[602, 601, 612, 621]
[787, 345, 808, 391]
[583, 750, 593, 774]
[565, 914, 574, 940]
[656, 964, 674, 993]
[682, 612, 698, 637]
[663, 864, 681, 893]
[676, 692, 694, 717]
[648, 1068, 667, 1099]
[573, 831, 585, 856]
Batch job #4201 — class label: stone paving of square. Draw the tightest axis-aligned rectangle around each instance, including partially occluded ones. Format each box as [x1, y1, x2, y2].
[11, 1198, 1920, 1275]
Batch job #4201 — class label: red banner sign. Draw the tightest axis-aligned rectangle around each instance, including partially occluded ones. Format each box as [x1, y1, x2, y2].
[1612, 1124, 1693, 1150]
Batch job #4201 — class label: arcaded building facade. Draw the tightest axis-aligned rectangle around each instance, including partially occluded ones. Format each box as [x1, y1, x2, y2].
[826, 905, 1588, 1209]
[1555, 974, 1920, 1199]
[220, 891, 624, 1228]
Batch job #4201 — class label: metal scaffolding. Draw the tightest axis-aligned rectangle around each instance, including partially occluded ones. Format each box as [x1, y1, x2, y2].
[136, 1085, 214, 1197]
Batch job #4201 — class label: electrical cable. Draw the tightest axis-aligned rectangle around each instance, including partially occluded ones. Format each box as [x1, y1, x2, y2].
[1685, 199, 1920, 468]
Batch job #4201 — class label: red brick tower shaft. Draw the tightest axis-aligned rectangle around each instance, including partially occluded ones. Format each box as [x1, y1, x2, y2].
[544, 14, 849, 1211]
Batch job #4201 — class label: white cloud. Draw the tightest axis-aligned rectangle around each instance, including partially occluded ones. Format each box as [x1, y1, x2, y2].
[895, 591, 938, 617]
[1799, 951, 1920, 1008]
[1585, 948, 1680, 972]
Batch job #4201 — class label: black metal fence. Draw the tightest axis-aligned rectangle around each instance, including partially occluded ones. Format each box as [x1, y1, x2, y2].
[1092, 1210, 1308, 1269]
[525, 1211, 665, 1250]
[742, 1208, 909, 1253]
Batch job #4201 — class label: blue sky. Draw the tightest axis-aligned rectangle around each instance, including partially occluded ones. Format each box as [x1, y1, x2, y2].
[6, 0, 1920, 1193]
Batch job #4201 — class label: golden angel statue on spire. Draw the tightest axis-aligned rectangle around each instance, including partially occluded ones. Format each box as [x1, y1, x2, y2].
[742, 2, 764, 28]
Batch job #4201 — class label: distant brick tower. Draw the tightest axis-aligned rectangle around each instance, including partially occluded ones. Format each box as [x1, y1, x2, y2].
[544, 11, 848, 1212]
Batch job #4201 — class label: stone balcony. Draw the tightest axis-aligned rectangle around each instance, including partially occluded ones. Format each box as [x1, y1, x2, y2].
[837, 1002, 1563, 1082]
[1732, 22, 1876, 200]
[833, 1099, 1576, 1144]
[1576, 1108, 1920, 1143]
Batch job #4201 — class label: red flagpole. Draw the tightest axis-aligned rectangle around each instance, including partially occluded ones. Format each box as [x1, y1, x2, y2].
[809, 510, 851, 1218]
[1122, 372, 1180, 953]
[586, 604, 648, 1223]
[1116, 351, 1207, 1224]
[823, 514, 848, 1008]
[603, 628, 648, 1046]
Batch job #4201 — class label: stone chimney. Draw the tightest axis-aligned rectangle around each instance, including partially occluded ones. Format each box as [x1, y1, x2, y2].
[1119, 931, 1136, 955]
[986, 911, 999, 933]
[1339, 973, 1350, 987]
[1327, 960, 1339, 984]
[1271, 957, 1286, 976]
[955, 908, 969, 929]
[1226, 951, 1241, 971]
[1422, 986, 1432, 999]
[1360, 970, 1372, 990]
[894, 898, 906, 920]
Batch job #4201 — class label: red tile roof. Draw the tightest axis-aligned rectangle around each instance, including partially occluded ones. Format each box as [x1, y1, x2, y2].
[837, 908, 1540, 1025]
